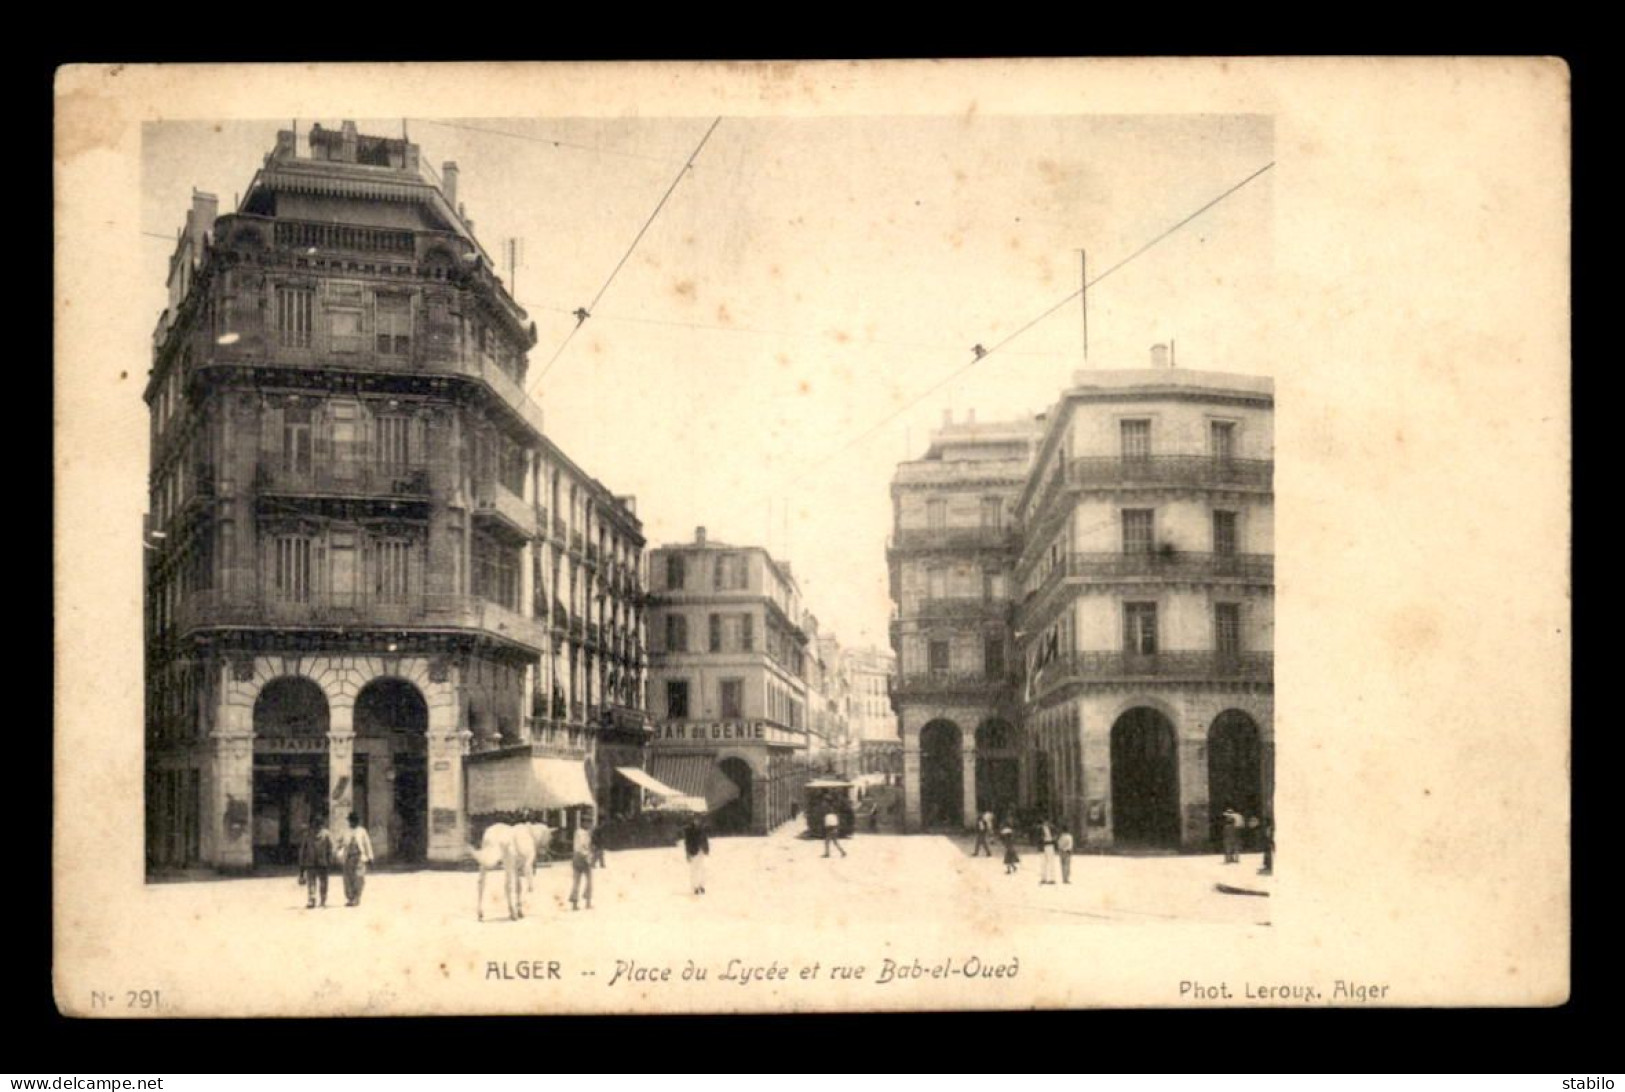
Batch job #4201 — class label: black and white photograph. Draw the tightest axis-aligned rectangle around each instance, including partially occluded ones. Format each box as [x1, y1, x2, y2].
[53, 59, 1568, 1016]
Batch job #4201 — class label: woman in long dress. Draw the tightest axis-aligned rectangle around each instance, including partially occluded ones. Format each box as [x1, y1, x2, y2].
[1039, 820, 1057, 885]
[340, 811, 374, 907]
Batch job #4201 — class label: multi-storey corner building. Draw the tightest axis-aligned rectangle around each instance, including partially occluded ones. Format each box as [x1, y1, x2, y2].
[887, 412, 1044, 830]
[143, 122, 648, 874]
[1014, 357, 1273, 851]
[645, 528, 812, 834]
[889, 350, 1275, 851]
[843, 646, 899, 778]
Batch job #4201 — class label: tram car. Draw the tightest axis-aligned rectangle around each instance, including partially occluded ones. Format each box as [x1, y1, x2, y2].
[802, 779, 859, 838]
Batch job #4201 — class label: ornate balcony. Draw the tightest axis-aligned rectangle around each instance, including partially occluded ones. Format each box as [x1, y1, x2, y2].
[569, 529, 585, 556]
[552, 515, 567, 542]
[170, 590, 548, 653]
[1032, 650, 1273, 695]
[472, 480, 535, 542]
[911, 597, 1015, 622]
[888, 526, 1020, 555]
[523, 717, 591, 758]
[891, 669, 1018, 701]
[1023, 550, 1274, 606]
[255, 456, 430, 500]
[1067, 455, 1273, 491]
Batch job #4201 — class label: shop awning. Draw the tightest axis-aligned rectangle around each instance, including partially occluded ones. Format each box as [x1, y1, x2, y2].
[615, 766, 687, 798]
[648, 753, 716, 801]
[467, 753, 595, 814]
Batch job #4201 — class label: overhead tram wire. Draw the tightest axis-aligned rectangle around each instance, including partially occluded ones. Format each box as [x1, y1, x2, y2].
[804, 159, 1277, 471]
[532, 116, 724, 387]
[413, 119, 682, 165]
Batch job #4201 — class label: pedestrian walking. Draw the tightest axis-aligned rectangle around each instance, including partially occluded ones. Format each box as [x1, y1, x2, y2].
[972, 810, 994, 857]
[1000, 824, 1020, 874]
[297, 813, 333, 908]
[339, 811, 373, 907]
[684, 819, 710, 894]
[590, 821, 607, 869]
[1039, 820, 1058, 884]
[1259, 819, 1274, 876]
[569, 818, 594, 910]
[1221, 807, 1244, 863]
[822, 808, 847, 858]
[1057, 827, 1074, 884]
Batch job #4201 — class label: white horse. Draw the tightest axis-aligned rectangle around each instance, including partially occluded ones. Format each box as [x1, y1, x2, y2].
[469, 822, 552, 921]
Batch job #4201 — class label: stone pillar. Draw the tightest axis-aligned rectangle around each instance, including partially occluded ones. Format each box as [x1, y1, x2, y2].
[206, 731, 254, 869]
[753, 766, 770, 835]
[902, 742, 921, 831]
[427, 725, 472, 862]
[1081, 725, 1112, 851]
[369, 749, 393, 859]
[328, 694, 356, 826]
[1178, 735, 1210, 852]
[960, 746, 977, 831]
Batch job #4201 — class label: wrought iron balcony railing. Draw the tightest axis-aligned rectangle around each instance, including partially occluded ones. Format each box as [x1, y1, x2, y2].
[908, 597, 1016, 621]
[169, 590, 548, 652]
[1022, 550, 1274, 603]
[889, 526, 1021, 553]
[255, 457, 430, 500]
[1031, 650, 1273, 693]
[1066, 455, 1273, 490]
[523, 717, 591, 757]
[891, 669, 1018, 700]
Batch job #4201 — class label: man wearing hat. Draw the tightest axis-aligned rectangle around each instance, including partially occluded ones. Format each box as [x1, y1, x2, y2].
[297, 813, 334, 908]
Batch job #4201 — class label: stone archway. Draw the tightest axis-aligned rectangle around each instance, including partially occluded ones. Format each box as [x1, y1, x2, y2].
[712, 757, 754, 834]
[354, 678, 430, 864]
[1208, 709, 1264, 851]
[251, 677, 330, 867]
[919, 720, 964, 829]
[1110, 706, 1180, 849]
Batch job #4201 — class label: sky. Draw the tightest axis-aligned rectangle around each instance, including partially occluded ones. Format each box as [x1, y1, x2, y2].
[141, 114, 1274, 651]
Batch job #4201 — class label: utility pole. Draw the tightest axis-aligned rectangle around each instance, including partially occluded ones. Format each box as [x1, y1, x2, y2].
[1079, 248, 1090, 365]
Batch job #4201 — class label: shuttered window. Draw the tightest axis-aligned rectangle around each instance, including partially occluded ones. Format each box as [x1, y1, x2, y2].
[276, 286, 313, 348]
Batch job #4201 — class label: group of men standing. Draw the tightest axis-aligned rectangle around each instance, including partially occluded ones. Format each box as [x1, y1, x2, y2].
[296, 812, 374, 909]
[973, 811, 1074, 884]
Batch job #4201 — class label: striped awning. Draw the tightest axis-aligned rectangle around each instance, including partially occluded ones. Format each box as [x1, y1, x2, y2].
[648, 753, 716, 801]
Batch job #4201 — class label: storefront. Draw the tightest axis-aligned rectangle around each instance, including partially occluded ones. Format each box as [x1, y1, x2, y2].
[647, 719, 807, 835]
[464, 744, 597, 841]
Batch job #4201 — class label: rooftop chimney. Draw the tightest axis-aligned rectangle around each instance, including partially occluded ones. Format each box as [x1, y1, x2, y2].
[442, 161, 459, 212]
[189, 190, 218, 245]
[1150, 343, 1171, 369]
[695, 526, 707, 546]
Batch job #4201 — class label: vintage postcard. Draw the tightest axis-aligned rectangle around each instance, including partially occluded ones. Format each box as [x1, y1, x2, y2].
[53, 58, 1570, 1016]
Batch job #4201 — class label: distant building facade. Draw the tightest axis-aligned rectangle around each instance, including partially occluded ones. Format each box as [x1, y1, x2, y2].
[644, 528, 812, 834]
[143, 122, 648, 875]
[888, 412, 1041, 829]
[889, 352, 1274, 851]
[844, 647, 899, 777]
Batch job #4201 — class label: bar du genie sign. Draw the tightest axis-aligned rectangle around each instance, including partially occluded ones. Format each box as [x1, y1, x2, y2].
[653, 720, 806, 749]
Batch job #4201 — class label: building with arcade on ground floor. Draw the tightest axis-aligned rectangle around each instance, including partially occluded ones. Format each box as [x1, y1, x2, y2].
[143, 122, 650, 875]
[889, 347, 1273, 852]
